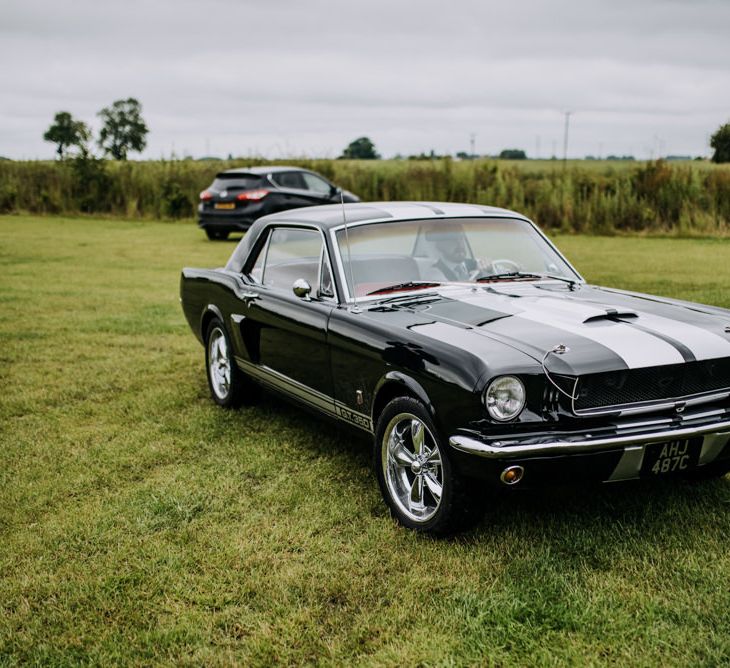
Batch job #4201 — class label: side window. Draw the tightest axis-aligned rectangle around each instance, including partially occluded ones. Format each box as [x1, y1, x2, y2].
[247, 232, 269, 283]
[302, 172, 333, 196]
[271, 171, 306, 190]
[263, 228, 323, 290]
[319, 249, 335, 298]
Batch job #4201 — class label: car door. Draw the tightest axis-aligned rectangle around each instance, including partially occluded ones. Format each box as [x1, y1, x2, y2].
[234, 225, 336, 403]
[300, 171, 337, 204]
[269, 171, 322, 211]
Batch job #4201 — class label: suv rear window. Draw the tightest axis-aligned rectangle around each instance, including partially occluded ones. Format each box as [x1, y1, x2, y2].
[210, 174, 262, 192]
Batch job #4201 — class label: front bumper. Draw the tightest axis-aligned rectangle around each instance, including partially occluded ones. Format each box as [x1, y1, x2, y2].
[450, 408, 730, 485]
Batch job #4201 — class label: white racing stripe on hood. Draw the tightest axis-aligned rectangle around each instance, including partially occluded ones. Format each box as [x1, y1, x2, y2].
[517, 296, 730, 362]
[450, 292, 685, 369]
[624, 312, 730, 361]
[513, 312, 684, 368]
[448, 289, 522, 314]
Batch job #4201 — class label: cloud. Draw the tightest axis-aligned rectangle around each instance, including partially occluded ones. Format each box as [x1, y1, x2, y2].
[1, 0, 728, 159]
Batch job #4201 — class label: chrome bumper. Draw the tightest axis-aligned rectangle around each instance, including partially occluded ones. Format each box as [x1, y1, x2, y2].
[449, 419, 730, 465]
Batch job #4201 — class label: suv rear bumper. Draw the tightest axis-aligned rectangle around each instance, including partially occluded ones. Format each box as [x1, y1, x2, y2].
[198, 202, 268, 231]
[198, 214, 255, 232]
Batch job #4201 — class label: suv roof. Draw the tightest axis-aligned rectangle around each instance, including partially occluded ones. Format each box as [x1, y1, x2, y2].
[217, 166, 308, 177]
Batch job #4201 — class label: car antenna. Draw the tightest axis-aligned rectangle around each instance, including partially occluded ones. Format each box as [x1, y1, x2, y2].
[341, 190, 361, 313]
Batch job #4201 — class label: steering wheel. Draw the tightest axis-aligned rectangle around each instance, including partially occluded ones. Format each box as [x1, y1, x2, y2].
[469, 258, 523, 281]
[489, 258, 522, 274]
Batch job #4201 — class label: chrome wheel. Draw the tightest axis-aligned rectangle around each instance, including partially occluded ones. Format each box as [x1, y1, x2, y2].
[208, 326, 231, 400]
[381, 412, 443, 523]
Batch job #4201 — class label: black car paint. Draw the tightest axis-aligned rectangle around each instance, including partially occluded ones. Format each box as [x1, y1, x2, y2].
[185, 223, 565, 483]
[197, 166, 359, 235]
[181, 204, 730, 488]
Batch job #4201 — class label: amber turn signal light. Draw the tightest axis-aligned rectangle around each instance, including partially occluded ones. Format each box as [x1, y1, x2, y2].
[500, 465, 525, 485]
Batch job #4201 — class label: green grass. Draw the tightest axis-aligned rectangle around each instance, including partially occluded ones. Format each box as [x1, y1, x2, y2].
[1, 215, 729, 666]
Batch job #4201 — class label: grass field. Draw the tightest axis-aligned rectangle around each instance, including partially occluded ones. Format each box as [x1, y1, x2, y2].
[1, 215, 729, 666]
[2, 158, 730, 235]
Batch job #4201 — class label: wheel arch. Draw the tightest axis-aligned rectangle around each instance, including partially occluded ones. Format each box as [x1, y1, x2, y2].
[200, 304, 225, 342]
[372, 372, 436, 427]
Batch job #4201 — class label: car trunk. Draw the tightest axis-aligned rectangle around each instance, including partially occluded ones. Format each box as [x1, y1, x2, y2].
[203, 173, 265, 212]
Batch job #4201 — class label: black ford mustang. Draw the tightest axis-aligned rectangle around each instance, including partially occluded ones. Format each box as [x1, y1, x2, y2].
[180, 202, 730, 533]
[198, 166, 359, 240]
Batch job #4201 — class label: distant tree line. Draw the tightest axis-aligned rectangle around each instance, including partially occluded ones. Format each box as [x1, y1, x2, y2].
[336, 121, 730, 164]
[38, 115, 730, 165]
[43, 98, 149, 161]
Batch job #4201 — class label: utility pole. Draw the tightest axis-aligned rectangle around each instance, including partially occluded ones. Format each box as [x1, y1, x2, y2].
[561, 111, 573, 225]
[469, 133, 476, 159]
[562, 111, 572, 166]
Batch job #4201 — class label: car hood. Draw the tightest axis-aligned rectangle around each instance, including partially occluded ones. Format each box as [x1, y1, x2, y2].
[380, 282, 730, 376]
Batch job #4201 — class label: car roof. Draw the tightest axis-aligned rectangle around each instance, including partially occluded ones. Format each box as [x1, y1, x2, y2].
[216, 165, 311, 177]
[257, 201, 528, 229]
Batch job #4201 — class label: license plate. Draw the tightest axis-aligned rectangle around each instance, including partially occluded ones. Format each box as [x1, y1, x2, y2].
[214, 202, 235, 210]
[640, 438, 702, 477]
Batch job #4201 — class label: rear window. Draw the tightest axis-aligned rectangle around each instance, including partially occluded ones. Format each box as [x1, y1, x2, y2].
[210, 174, 262, 192]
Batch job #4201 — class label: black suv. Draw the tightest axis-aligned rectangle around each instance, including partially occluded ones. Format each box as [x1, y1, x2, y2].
[198, 166, 360, 239]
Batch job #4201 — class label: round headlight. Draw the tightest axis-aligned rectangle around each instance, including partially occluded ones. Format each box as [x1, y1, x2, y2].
[485, 376, 526, 421]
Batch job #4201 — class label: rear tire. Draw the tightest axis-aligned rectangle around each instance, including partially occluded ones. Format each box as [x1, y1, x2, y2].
[205, 229, 229, 241]
[205, 318, 248, 407]
[374, 396, 485, 535]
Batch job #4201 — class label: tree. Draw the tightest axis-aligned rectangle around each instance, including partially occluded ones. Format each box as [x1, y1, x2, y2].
[340, 136, 380, 160]
[499, 149, 527, 160]
[710, 122, 730, 163]
[43, 111, 90, 159]
[97, 98, 149, 160]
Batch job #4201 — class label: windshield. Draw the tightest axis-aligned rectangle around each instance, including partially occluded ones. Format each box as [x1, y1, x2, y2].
[334, 217, 578, 298]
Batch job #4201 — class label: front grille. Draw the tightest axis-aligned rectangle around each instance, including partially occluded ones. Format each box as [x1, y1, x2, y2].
[574, 357, 730, 411]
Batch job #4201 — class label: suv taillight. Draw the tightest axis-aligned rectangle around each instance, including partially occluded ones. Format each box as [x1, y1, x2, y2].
[200, 190, 213, 201]
[236, 189, 269, 201]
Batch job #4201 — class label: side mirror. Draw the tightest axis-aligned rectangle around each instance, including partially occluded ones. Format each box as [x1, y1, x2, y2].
[292, 278, 312, 300]
[331, 185, 341, 199]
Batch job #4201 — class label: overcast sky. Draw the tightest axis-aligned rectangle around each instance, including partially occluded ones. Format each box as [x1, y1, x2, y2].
[1, 0, 729, 160]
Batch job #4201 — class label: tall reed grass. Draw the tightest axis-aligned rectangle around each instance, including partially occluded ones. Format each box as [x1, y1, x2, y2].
[1, 158, 728, 234]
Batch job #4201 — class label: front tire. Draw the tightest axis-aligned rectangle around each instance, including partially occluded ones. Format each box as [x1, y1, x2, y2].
[374, 396, 485, 535]
[205, 318, 246, 407]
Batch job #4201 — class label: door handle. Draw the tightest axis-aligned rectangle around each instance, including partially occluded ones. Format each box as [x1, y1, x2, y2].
[242, 291, 259, 305]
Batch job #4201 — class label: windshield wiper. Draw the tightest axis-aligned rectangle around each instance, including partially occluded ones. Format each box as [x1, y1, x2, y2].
[366, 281, 442, 296]
[476, 272, 577, 287]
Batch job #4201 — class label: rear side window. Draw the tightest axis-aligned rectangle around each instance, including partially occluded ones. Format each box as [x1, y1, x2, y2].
[271, 171, 307, 190]
[248, 233, 268, 283]
[211, 175, 262, 191]
[262, 228, 323, 289]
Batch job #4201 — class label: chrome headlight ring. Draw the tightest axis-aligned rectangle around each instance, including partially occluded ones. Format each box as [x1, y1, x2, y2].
[484, 375, 526, 421]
